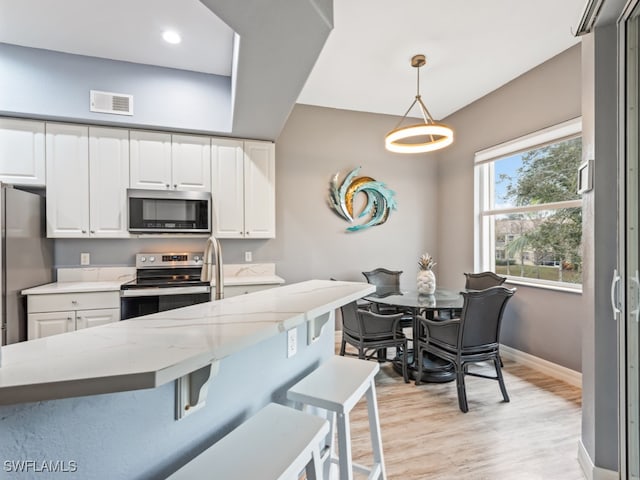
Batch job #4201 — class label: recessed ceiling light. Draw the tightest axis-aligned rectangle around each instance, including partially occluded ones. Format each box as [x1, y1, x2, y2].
[162, 30, 181, 45]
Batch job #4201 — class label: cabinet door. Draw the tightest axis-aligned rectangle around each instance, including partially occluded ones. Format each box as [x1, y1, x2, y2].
[0, 118, 46, 186]
[244, 141, 276, 238]
[130, 130, 172, 190]
[76, 308, 119, 330]
[171, 134, 211, 191]
[89, 127, 130, 237]
[28, 311, 75, 340]
[211, 138, 245, 238]
[45, 123, 90, 237]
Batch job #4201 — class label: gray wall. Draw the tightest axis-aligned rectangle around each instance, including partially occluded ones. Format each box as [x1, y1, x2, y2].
[0, 43, 232, 134]
[266, 104, 439, 289]
[436, 45, 584, 372]
[0, 322, 333, 479]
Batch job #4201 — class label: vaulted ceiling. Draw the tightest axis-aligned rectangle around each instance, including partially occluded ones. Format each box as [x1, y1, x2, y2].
[0, 0, 585, 137]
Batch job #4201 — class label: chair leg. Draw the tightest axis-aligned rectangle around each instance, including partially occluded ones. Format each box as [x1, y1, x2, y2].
[415, 345, 423, 386]
[377, 348, 388, 363]
[401, 342, 409, 383]
[456, 363, 469, 413]
[494, 356, 510, 403]
[340, 339, 346, 356]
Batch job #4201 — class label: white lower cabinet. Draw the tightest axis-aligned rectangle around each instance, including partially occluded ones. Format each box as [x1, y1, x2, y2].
[27, 291, 120, 340]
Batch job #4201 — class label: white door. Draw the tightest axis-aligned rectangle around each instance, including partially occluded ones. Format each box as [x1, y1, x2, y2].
[130, 130, 172, 190]
[172, 134, 211, 191]
[89, 127, 130, 238]
[45, 123, 90, 237]
[244, 141, 275, 238]
[0, 118, 46, 186]
[76, 308, 119, 330]
[211, 138, 245, 238]
[28, 311, 75, 340]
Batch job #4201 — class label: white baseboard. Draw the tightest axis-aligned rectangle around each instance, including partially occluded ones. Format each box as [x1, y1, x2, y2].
[339, 333, 583, 387]
[500, 344, 582, 388]
[578, 439, 619, 480]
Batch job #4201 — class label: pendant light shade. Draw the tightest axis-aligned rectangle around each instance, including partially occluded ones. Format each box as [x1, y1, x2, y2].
[385, 54, 454, 154]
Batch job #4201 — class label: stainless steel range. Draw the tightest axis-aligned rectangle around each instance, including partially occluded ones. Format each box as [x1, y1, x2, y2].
[120, 253, 211, 320]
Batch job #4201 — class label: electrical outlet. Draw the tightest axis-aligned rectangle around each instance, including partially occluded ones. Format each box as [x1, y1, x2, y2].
[80, 253, 90, 265]
[287, 328, 297, 358]
[244, 251, 252, 262]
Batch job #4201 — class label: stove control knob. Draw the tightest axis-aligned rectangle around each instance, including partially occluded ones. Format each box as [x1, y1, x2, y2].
[149, 256, 156, 263]
[139, 256, 146, 263]
[193, 255, 200, 262]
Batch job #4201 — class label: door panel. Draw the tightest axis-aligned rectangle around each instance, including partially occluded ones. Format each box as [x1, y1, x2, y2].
[623, 6, 640, 478]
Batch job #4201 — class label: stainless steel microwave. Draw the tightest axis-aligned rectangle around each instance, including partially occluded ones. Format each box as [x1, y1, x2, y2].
[127, 189, 211, 233]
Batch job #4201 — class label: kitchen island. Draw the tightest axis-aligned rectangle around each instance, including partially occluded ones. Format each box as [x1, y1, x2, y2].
[0, 280, 373, 480]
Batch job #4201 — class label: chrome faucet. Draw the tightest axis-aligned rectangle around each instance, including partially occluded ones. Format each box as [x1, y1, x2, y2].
[201, 235, 224, 300]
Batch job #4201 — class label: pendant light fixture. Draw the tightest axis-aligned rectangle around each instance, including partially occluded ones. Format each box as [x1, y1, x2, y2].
[385, 54, 454, 154]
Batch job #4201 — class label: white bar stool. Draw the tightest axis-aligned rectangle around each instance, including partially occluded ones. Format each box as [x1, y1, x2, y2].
[287, 355, 386, 480]
[166, 403, 329, 480]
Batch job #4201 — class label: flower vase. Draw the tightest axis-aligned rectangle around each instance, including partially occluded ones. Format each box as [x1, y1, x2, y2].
[417, 269, 436, 295]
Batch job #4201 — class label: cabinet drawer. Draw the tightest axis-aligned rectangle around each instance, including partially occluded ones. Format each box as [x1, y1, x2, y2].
[28, 291, 120, 313]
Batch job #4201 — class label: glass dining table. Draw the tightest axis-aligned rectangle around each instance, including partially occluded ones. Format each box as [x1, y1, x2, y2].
[364, 287, 464, 382]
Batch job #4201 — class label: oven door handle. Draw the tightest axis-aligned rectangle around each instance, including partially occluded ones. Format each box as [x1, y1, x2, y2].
[120, 286, 211, 297]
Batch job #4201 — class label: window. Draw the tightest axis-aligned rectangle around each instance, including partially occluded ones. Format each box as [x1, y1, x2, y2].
[474, 118, 583, 290]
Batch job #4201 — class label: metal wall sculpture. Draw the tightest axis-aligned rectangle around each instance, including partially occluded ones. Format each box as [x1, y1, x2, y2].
[328, 167, 397, 232]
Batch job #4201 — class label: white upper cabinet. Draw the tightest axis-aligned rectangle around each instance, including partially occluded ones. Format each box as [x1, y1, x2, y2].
[171, 134, 211, 192]
[244, 141, 276, 238]
[211, 139, 245, 237]
[130, 131, 210, 191]
[46, 123, 90, 237]
[46, 123, 130, 238]
[0, 118, 46, 186]
[211, 139, 275, 239]
[129, 130, 172, 190]
[89, 127, 130, 237]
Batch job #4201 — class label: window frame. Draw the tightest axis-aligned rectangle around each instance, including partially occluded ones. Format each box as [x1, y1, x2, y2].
[474, 117, 583, 293]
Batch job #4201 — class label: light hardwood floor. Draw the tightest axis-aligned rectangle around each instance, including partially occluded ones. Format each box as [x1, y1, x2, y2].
[340, 342, 583, 480]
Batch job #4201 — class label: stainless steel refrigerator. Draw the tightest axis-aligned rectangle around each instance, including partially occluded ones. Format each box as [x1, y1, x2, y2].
[0, 184, 53, 346]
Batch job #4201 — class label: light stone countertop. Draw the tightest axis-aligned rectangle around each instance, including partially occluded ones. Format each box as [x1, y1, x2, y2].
[0, 280, 374, 405]
[21, 264, 285, 295]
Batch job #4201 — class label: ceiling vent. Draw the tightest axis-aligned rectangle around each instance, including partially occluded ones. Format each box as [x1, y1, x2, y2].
[90, 90, 133, 116]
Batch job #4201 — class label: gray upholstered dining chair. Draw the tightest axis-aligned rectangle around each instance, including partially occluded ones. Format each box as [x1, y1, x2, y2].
[362, 267, 402, 290]
[362, 268, 404, 315]
[339, 301, 409, 383]
[464, 271, 506, 290]
[415, 286, 516, 412]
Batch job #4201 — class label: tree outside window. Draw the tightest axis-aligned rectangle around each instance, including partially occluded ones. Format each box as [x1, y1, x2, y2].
[475, 118, 583, 289]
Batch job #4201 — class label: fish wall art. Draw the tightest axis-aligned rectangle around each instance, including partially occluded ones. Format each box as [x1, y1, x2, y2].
[328, 167, 397, 232]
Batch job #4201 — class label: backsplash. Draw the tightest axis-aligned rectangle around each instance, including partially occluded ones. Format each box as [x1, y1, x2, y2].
[57, 267, 136, 283]
[53, 238, 275, 269]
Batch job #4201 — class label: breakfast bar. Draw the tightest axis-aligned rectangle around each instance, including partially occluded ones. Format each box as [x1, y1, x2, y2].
[0, 280, 374, 479]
